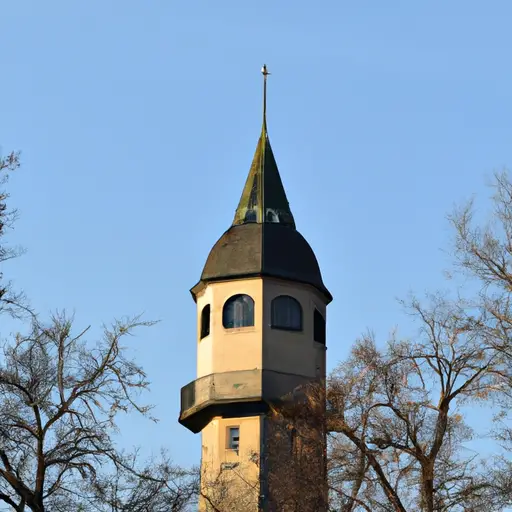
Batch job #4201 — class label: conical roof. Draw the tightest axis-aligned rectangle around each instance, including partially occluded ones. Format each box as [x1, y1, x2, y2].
[232, 124, 295, 228]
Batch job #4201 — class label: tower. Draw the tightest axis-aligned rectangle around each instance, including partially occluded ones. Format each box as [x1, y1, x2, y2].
[179, 66, 332, 511]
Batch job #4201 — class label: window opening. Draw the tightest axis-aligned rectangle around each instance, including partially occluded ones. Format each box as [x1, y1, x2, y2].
[223, 294, 255, 329]
[200, 305, 210, 339]
[314, 309, 326, 344]
[271, 295, 302, 331]
[227, 426, 240, 454]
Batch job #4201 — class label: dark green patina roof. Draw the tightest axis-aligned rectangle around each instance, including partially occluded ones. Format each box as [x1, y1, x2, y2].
[191, 67, 332, 304]
[232, 122, 295, 229]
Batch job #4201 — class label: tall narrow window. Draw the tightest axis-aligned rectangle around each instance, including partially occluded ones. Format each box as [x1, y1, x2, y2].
[227, 426, 240, 454]
[223, 294, 255, 329]
[271, 295, 302, 331]
[200, 304, 210, 339]
[314, 309, 326, 344]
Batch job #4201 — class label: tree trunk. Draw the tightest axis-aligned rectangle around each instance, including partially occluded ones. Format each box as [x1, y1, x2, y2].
[421, 465, 434, 512]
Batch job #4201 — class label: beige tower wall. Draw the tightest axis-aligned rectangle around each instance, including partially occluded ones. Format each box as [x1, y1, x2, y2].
[191, 276, 328, 511]
[200, 415, 262, 512]
[262, 278, 327, 380]
[196, 278, 264, 378]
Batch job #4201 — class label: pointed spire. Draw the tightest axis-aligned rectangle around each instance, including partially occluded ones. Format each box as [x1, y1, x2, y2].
[232, 66, 296, 229]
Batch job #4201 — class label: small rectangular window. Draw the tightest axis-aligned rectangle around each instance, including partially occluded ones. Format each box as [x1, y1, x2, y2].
[227, 426, 240, 453]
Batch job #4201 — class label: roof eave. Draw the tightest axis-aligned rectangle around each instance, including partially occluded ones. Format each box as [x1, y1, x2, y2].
[191, 272, 333, 305]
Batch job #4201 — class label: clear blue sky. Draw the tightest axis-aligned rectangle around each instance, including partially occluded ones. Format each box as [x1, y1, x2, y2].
[2, 1, 512, 469]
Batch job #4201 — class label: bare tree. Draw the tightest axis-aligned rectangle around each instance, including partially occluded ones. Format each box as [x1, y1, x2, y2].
[328, 436, 379, 512]
[87, 452, 198, 512]
[0, 313, 195, 511]
[199, 459, 259, 512]
[321, 171, 512, 511]
[448, 169, 512, 506]
[0, 150, 29, 318]
[0, 147, 197, 511]
[264, 390, 329, 512]
[326, 294, 498, 512]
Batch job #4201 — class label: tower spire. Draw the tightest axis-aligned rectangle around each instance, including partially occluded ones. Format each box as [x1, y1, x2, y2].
[262, 64, 270, 132]
[232, 65, 296, 228]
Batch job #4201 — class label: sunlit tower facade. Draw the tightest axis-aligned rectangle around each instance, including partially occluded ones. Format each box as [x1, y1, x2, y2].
[179, 66, 332, 511]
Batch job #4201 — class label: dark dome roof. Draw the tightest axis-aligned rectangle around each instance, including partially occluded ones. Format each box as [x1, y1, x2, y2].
[191, 223, 332, 303]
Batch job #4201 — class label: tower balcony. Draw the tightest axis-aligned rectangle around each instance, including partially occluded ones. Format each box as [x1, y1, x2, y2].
[179, 369, 311, 433]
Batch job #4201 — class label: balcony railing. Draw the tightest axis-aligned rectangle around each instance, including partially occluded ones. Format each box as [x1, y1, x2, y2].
[180, 369, 263, 416]
[179, 369, 316, 432]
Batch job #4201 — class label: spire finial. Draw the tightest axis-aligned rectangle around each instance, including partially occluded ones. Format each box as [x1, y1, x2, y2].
[261, 64, 270, 131]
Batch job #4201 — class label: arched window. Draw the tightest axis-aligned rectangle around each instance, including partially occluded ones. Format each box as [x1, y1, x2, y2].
[200, 304, 210, 339]
[223, 294, 255, 329]
[271, 295, 302, 331]
[314, 309, 326, 344]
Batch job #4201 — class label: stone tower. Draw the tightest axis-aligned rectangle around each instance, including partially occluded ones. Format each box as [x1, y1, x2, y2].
[179, 66, 332, 511]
